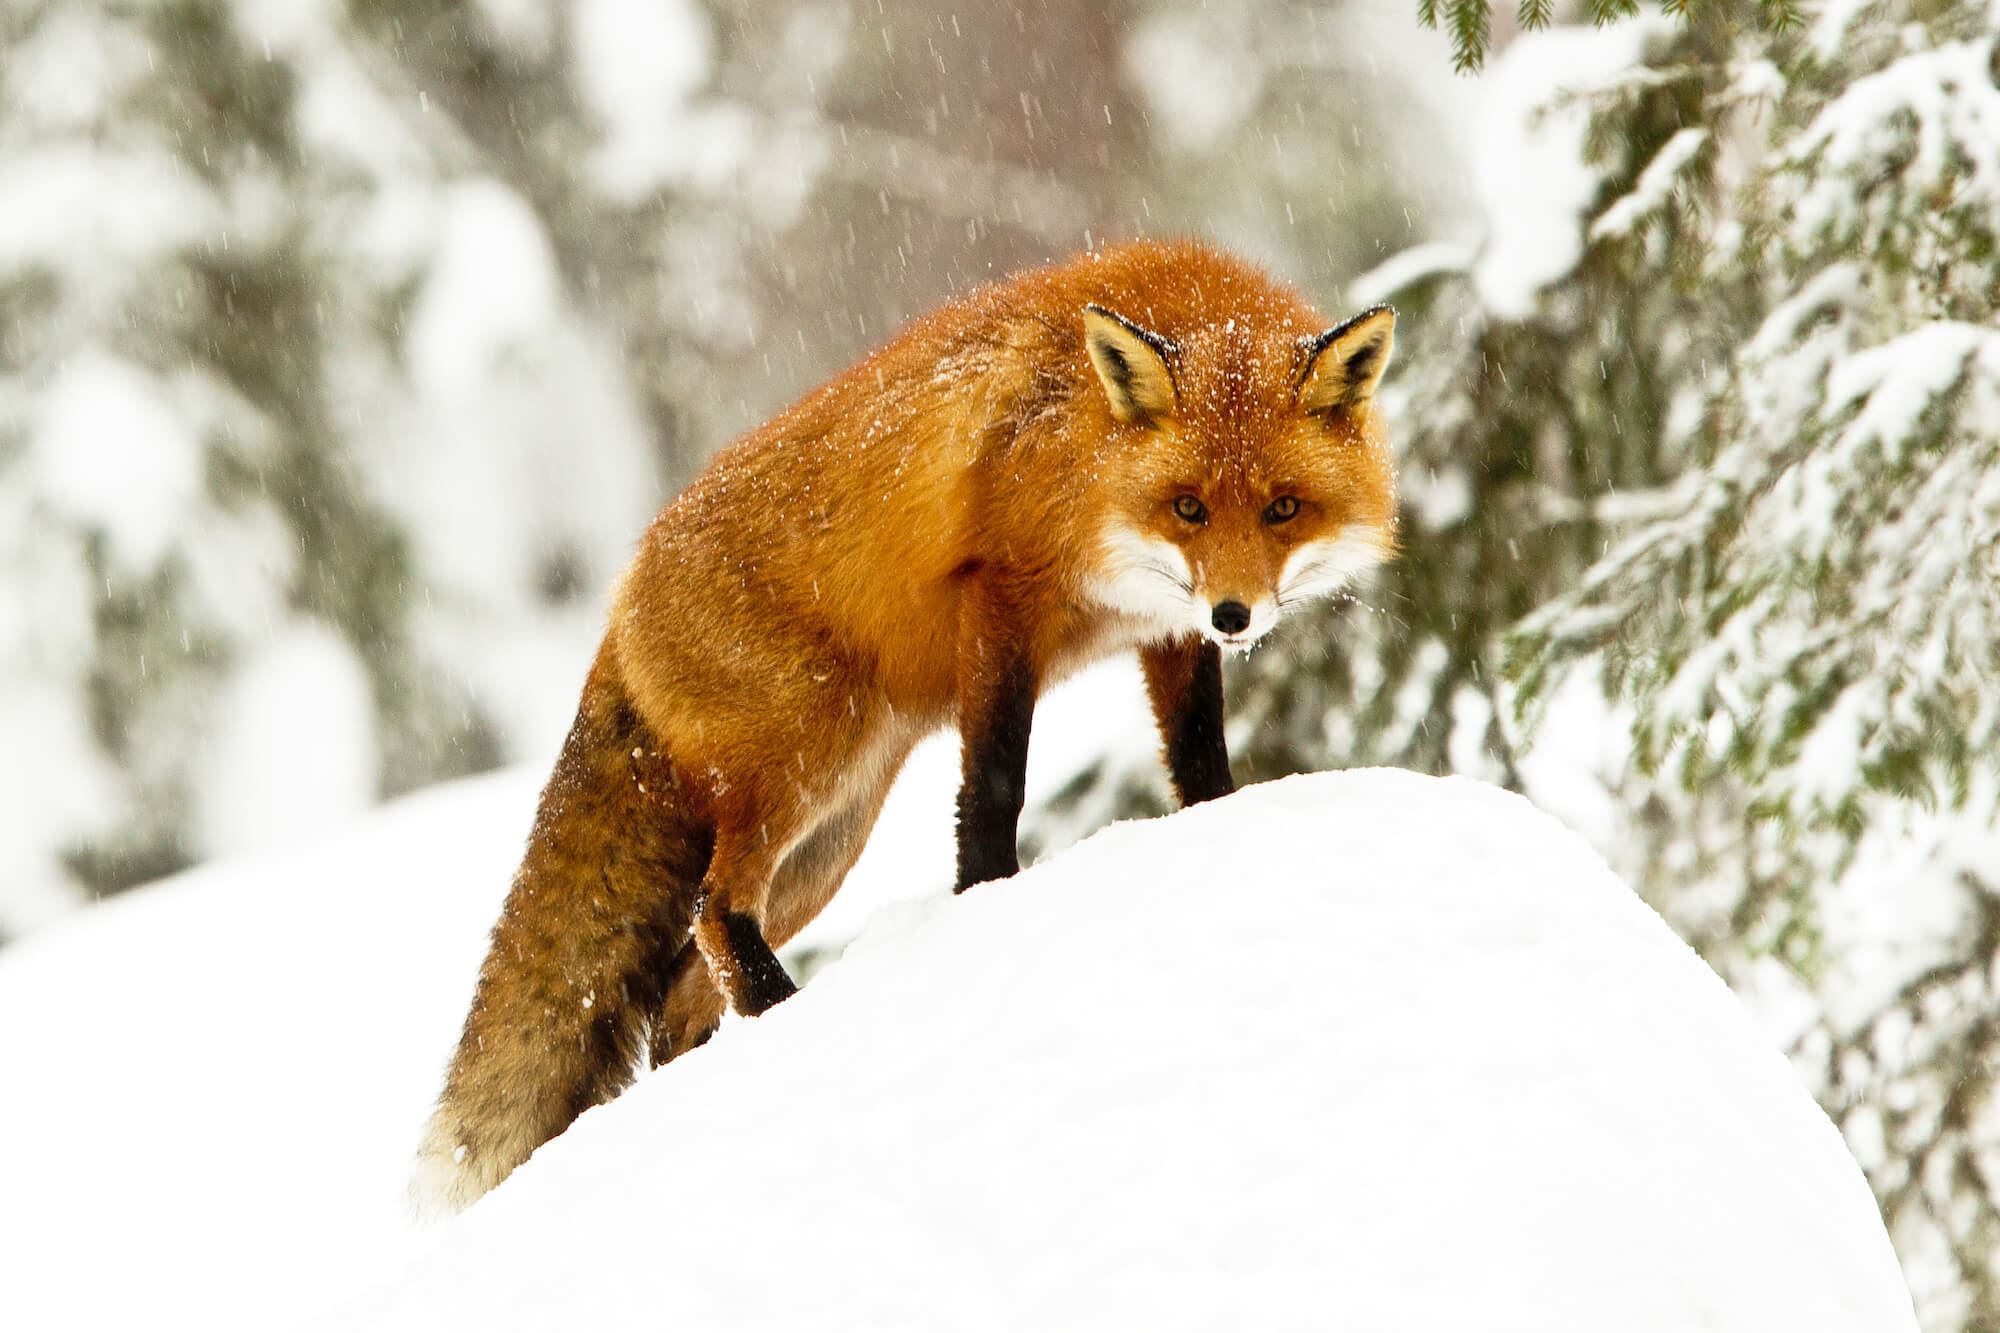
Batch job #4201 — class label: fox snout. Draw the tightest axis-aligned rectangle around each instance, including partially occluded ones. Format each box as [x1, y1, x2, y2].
[1199, 593, 1280, 649]
[1211, 601, 1251, 635]
[1091, 521, 1391, 652]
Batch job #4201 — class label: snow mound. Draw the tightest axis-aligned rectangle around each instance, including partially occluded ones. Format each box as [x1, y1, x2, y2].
[333, 770, 1915, 1333]
[0, 664, 1153, 1333]
[0, 770, 541, 1333]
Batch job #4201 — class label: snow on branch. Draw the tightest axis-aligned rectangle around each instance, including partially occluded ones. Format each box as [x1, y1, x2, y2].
[1781, 40, 2000, 279]
[1588, 126, 1708, 241]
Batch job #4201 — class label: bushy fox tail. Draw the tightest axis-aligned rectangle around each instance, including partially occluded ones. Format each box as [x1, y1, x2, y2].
[412, 659, 712, 1214]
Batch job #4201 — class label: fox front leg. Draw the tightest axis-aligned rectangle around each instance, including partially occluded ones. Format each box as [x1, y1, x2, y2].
[954, 581, 1038, 892]
[1140, 636, 1236, 806]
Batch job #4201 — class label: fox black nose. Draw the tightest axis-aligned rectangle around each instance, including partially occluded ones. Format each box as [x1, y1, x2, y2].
[1211, 601, 1252, 635]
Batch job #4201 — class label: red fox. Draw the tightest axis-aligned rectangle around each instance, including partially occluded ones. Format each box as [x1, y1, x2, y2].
[414, 238, 1398, 1210]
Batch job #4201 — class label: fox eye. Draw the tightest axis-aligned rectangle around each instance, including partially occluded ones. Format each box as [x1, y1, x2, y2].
[1264, 496, 1300, 524]
[1173, 495, 1208, 524]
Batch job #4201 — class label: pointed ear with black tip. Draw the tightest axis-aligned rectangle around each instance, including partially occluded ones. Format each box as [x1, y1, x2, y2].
[1299, 305, 1396, 414]
[1083, 304, 1177, 425]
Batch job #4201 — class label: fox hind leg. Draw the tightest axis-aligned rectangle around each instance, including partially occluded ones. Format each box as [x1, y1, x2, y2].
[649, 940, 724, 1069]
[688, 811, 803, 1017]
[764, 764, 900, 944]
[649, 761, 901, 1068]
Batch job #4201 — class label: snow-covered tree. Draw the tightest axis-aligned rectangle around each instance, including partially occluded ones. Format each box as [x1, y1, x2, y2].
[0, 0, 670, 928]
[1505, 7, 2000, 1323]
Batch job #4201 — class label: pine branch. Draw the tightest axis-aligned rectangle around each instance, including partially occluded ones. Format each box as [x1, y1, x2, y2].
[1759, 0, 1805, 31]
[1448, 0, 1492, 72]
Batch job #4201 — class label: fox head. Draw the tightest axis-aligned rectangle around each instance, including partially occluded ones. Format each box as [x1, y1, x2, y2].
[1078, 299, 1398, 650]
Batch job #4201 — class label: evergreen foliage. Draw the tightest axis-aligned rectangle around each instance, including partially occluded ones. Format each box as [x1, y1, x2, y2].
[0, 0, 669, 918]
[1195, 3, 2000, 1323]
[1421, 0, 1806, 71]
[1501, 7, 2000, 1320]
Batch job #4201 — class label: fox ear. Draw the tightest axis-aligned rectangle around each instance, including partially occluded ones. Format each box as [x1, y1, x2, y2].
[1083, 304, 1177, 425]
[1299, 305, 1395, 414]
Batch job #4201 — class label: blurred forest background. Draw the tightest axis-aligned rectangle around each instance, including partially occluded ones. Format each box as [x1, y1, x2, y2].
[3, 0, 1997, 1325]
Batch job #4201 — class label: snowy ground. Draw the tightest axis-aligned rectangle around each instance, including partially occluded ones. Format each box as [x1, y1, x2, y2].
[0, 662, 1153, 1333]
[0, 682, 1914, 1330]
[337, 770, 1912, 1332]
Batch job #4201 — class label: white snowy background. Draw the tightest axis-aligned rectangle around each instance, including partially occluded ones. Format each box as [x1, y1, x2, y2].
[4, 763, 1925, 1332]
[2, 0, 1986, 1326]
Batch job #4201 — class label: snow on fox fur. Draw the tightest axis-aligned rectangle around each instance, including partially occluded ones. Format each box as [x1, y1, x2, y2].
[356, 770, 1917, 1332]
[414, 239, 1401, 1211]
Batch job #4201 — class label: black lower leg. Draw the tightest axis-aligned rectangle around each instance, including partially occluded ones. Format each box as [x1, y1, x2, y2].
[721, 912, 798, 1014]
[956, 656, 1036, 892]
[1165, 643, 1234, 805]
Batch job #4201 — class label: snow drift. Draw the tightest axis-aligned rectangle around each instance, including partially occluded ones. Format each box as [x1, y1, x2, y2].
[0, 770, 540, 1333]
[0, 665, 1151, 1333]
[331, 770, 1914, 1332]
